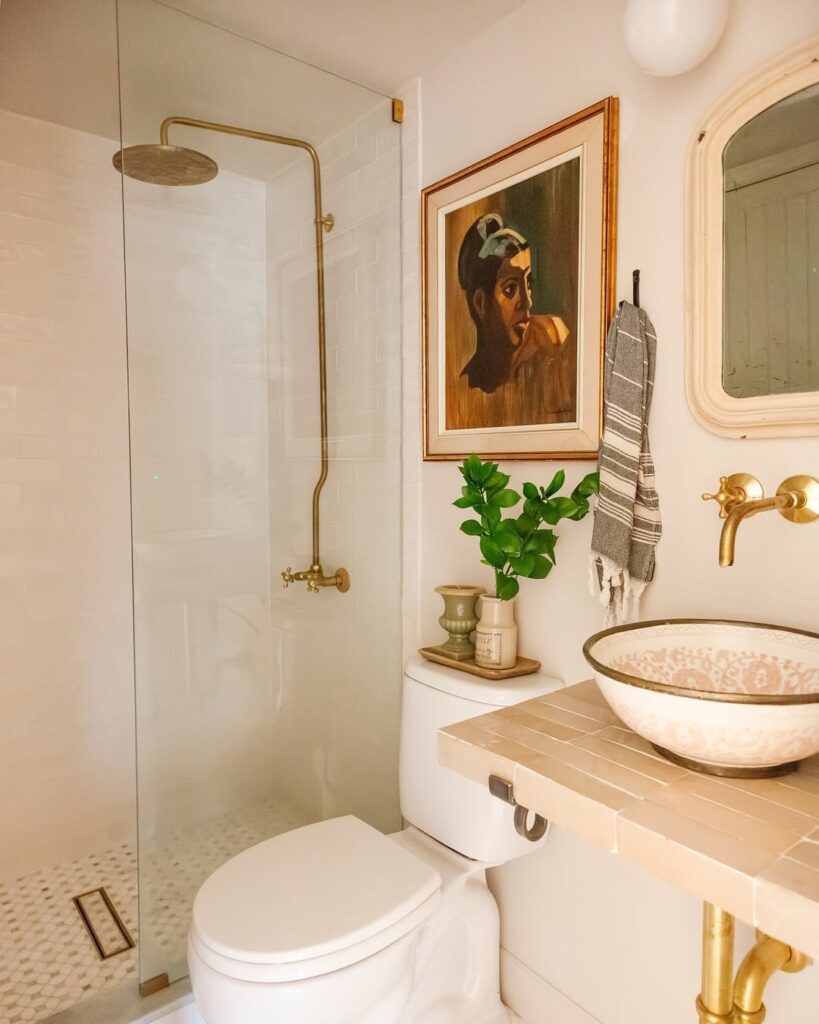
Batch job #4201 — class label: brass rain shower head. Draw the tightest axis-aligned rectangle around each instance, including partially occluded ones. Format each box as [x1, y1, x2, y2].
[112, 143, 218, 186]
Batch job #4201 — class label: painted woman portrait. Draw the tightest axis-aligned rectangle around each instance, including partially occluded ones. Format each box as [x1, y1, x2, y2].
[443, 156, 580, 431]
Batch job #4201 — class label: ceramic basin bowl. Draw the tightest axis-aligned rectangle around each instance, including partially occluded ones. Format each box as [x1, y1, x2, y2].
[582, 619, 819, 778]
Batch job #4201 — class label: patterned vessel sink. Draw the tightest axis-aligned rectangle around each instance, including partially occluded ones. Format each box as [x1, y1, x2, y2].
[583, 619, 819, 778]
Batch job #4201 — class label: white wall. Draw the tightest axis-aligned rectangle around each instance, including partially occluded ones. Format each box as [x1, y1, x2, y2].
[0, 110, 135, 881]
[403, 2, 819, 1022]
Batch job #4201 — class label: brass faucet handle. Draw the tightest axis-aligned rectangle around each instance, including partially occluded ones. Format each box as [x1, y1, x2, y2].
[702, 473, 764, 519]
[281, 568, 293, 588]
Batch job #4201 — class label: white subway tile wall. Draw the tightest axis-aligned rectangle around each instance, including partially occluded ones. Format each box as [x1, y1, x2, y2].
[0, 110, 135, 883]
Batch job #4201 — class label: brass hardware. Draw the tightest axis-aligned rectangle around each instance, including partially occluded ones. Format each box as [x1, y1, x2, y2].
[392, 98, 404, 124]
[702, 473, 819, 566]
[733, 930, 810, 1024]
[702, 474, 763, 519]
[139, 973, 170, 997]
[697, 903, 810, 1024]
[112, 143, 218, 185]
[777, 474, 819, 524]
[653, 744, 798, 780]
[282, 565, 350, 594]
[488, 774, 549, 842]
[114, 116, 347, 594]
[698, 903, 734, 1024]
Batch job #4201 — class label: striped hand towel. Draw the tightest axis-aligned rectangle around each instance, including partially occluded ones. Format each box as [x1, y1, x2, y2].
[590, 301, 661, 624]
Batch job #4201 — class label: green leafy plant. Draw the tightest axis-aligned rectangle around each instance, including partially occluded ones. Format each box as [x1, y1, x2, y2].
[454, 453, 599, 601]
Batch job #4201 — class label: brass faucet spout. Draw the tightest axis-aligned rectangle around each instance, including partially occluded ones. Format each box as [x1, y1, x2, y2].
[719, 493, 796, 567]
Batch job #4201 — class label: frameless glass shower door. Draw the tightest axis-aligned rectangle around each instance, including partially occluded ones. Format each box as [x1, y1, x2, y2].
[117, 0, 403, 987]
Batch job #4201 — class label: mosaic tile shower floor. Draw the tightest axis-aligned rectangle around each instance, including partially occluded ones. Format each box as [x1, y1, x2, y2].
[0, 798, 309, 1024]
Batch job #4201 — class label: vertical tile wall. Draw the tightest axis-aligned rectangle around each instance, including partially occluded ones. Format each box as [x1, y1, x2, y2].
[266, 99, 404, 834]
[123, 168, 274, 835]
[0, 111, 134, 882]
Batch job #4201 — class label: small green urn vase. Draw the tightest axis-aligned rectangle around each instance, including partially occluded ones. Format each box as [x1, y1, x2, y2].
[434, 585, 485, 661]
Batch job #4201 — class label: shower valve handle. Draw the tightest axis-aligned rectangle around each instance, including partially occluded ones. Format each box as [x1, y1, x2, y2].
[281, 565, 350, 594]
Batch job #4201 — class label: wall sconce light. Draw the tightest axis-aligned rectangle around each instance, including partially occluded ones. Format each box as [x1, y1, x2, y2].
[623, 0, 731, 77]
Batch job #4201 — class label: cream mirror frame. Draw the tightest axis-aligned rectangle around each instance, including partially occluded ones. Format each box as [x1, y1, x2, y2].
[686, 36, 819, 438]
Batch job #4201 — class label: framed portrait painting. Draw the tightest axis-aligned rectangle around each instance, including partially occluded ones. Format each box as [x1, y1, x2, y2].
[422, 97, 618, 460]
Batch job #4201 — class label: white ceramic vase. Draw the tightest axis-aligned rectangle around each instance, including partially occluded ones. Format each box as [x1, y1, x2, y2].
[474, 596, 518, 670]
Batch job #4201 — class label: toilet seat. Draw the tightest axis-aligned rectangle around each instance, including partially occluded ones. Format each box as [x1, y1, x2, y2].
[190, 816, 442, 983]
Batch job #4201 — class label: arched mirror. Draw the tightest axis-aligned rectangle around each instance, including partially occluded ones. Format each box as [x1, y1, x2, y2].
[686, 37, 819, 437]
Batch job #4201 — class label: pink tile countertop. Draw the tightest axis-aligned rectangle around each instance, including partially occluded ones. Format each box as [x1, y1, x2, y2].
[438, 679, 819, 958]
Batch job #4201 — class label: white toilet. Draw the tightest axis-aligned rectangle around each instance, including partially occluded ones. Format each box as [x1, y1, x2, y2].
[188, 655, 561, 1024]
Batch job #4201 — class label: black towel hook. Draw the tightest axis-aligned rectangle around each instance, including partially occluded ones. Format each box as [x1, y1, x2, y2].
[633, 268, 640, 308]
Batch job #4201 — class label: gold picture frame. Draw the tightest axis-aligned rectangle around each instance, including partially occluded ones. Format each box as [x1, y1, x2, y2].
[422, 97, 618, 460]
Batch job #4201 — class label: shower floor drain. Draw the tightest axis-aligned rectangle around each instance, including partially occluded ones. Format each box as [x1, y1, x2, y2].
[73, 886, 135, 960]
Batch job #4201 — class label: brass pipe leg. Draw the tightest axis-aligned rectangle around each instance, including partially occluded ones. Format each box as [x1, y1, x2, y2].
[733, 931, 811, 1024]
[697, 903, 735, 1024]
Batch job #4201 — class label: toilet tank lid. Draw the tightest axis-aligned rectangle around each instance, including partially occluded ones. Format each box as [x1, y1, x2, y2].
[405, 654, 563, 706]
[191, 816, 441, 966]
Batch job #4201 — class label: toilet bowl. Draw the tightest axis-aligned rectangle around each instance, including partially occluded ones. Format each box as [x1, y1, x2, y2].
[188, 656, 562, 1023]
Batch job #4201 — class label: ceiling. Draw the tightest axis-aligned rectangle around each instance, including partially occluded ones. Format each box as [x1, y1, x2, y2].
[157, 0, 528, 95]
[0, 0, 528, 180]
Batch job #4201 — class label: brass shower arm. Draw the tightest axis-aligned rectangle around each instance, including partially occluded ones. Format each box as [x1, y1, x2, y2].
[158, 116, 342, 589]
[158, 117, 334, 233]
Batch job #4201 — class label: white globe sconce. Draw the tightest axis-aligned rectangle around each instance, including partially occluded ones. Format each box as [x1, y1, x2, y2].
[623, 0, 731, 77]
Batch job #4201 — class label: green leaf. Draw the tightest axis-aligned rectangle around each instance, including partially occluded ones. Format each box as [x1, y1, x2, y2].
[524, 529, 557, 558]
[512, 513, 538, 536]
[573, 471, 600, 498]
[478, 460, 496, 483]
[522, 481, 539, 501]
[488, 488, 521, 508]
[567, 502, 591, 522]
[479, 536, 507, 569]
[460, 519, 484, 536]
[453, 496, 475, 508]
[465, 453, 483, 482]
[546, 496, 579, 522]
[528, 555, 553, 579]
[494, 524, 522, 556]
[483, 505, 502, 527]
[484, 470, 510, 494]
[496, 575, 519, 600]
[543, 469, 566, 498]
[510, 554, 536, 576]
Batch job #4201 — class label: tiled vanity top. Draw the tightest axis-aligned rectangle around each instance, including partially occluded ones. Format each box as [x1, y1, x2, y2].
[438, 680, 819, 958]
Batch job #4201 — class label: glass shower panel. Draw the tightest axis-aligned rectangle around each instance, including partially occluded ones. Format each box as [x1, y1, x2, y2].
[117, 0, 403, 987]
[0, 3, 138, 1021]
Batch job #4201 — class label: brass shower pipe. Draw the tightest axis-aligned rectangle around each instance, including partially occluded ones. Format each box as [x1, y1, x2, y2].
[697, 902, 810, 1024]
[155, 117, 349, 594]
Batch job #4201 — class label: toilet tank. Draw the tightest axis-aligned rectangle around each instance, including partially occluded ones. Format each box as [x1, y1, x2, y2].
[399, 655, 563, 864]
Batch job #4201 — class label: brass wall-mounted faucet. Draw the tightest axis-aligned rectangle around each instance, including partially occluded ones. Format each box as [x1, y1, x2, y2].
[281, 565, 350, 594]
[702, 473, 819, 566]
